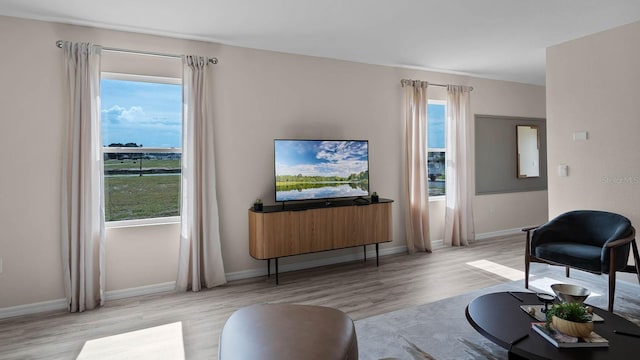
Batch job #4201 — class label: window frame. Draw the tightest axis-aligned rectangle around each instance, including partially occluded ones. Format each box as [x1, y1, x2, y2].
[101, 72, 183, 227]
[428, 99, 446, 201]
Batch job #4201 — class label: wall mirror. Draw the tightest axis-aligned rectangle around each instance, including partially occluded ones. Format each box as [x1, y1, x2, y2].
[517, 125, 540, 178]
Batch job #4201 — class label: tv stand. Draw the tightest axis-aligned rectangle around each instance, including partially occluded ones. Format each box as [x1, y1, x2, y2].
[352, 197, 370, 205]
[249, 198, 393, 284]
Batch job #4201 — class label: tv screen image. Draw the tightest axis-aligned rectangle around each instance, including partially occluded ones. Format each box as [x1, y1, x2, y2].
[274, 140, 369, 202]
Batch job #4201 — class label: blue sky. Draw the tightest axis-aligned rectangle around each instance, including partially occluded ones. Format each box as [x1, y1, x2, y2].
[101, 79, 182, 148]
[428, 103, 445, 148]
[275, 140, 369, 178]
[99, 79, 443, 151]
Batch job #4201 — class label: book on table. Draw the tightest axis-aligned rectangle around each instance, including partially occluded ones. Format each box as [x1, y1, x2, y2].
[531, 322, 609, 348]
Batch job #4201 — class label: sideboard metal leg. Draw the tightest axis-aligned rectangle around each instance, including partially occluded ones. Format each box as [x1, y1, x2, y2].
[364, 245, 367, 262]
[507, 351, 527, 360]
[376, 243, 379, 267]
[275, 258, 279, 285]
[267, 258, 271, 278]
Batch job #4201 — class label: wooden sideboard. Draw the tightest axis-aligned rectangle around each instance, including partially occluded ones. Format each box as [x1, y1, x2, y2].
[249, 198, 393, 283]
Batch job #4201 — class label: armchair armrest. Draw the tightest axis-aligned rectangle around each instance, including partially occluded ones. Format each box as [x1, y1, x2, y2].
[605, 227, 636, 248]
[522, 225, 540, 233]
[523, 225, 540, 259]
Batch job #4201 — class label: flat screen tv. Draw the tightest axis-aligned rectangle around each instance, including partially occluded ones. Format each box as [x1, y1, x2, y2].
[274, 139, 369, 202]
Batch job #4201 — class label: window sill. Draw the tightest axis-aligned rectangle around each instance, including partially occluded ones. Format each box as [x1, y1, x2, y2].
[105, 216, 181, 229]
[429, 196, 445, 202]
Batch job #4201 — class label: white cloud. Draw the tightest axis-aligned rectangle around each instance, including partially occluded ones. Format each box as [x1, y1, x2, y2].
[118, 106, 145, 121]
[316, 141, 368, 162]
[276, 160, 368, 178]
[101, 105, 181, 147]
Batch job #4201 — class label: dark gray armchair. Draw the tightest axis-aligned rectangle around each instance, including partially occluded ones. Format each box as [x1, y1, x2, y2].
[523, 210, 640, 312]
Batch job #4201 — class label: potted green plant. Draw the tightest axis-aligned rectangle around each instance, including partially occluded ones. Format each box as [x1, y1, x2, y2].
[253, 199, 263, 212]
[371, 192, 379, 203]
[545, 302, 593, 337]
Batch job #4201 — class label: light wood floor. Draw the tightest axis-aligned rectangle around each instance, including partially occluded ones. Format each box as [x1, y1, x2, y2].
[0, 235, 526, 359]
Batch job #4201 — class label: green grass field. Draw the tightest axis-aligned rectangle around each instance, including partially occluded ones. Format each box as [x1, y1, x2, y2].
[104, 174, 180, 221]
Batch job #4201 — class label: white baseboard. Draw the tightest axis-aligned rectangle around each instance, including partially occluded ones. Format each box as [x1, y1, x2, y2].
[225, 245, 408, 282]
[0, 228, 527, 320]
[0, 282, 177, 320]
[475, 227, 527, 240]
[428, 227, 526, 248]
[104, 281, 176, 301]
[0, 298, 67, 320]
[0, 247, 408, 319]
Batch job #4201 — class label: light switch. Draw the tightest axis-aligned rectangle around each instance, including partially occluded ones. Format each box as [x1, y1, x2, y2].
[573, 131, 588, 141]
[558, 164, 569, 177]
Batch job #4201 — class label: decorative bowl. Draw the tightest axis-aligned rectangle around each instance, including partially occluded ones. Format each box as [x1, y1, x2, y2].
[550, 284, 590, 304]
[552, 315, 594, 338]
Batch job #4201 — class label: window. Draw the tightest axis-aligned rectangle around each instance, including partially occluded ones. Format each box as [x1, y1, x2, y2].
[101, 73, 182, 223]
[428, 100, 446, 197]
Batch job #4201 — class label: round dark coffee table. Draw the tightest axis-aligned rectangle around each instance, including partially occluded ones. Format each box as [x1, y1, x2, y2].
[465, 292, 640, 360]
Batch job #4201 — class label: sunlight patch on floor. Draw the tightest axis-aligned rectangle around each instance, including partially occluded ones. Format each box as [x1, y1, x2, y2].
[528, 276, 603, 298]
[77, 322, 185, 360]
[466, 259, 524, 281]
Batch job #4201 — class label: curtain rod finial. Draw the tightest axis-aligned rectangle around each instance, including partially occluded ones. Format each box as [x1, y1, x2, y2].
[209, 57, 218, 64]
[56, 40, 63, 48]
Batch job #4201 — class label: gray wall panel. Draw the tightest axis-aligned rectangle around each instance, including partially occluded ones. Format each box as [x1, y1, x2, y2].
[475, 115, 547, 194]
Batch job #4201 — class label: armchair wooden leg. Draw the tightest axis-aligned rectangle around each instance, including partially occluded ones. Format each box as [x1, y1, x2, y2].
[608, 271, 616, 313]
[632, 240, 640, 285]
[609, 247, 617, 313]
[524, 230, 532, 289]
[566, 267, 570, 278]
[525, 256, 530, 289]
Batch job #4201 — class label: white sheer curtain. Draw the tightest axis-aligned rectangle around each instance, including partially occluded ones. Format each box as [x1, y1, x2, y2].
[176, 55, 226, 291]
[444, 85, 475, 246]
[61, 42, 105, 312]
[401, 79, 431, 253]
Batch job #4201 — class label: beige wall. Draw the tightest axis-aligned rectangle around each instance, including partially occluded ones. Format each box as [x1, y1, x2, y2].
[0, 15, 546, 309]
[546, 21, 640, 227]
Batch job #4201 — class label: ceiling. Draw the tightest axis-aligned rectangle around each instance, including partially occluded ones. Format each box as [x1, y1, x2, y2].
[2, 0, 640, 85]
